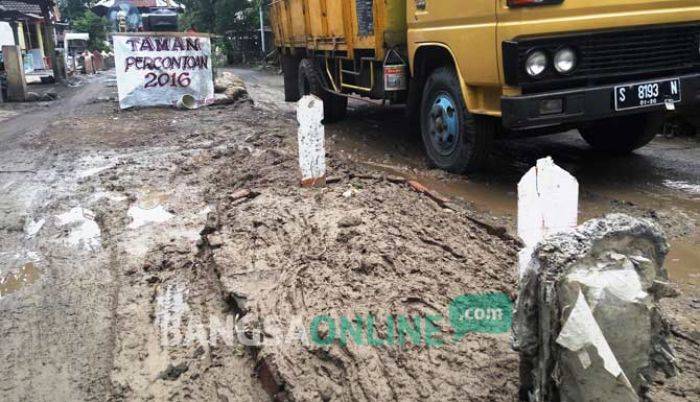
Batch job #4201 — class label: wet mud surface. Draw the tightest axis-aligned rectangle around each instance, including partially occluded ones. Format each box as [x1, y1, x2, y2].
[0, 68, 697, 401]
[207, 152, 521, 401]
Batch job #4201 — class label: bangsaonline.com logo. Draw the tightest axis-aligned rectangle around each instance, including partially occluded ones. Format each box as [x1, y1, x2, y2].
[157, 288, 512, 349]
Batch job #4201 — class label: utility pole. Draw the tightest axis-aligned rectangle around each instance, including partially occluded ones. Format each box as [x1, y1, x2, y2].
[39, 0, 62, 81]
[259, 0, 265, 57]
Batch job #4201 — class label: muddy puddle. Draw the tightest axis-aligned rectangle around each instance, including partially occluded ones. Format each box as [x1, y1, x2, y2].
[0, 110, 19, 124]
[583, 184, 700, 217]
[137, 189, 170, 209]
[666, 238, 700, 285]
[127, 204, 173, 229]
[0, 262, 42, 298]
[362, 161, 517, 216]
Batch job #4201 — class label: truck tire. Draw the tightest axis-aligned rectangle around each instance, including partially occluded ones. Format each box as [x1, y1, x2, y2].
[298, 58, 347, 123]
[281, 54, 300, 102]
[579, 114, 656, 154]
[420, 67, 493, 173]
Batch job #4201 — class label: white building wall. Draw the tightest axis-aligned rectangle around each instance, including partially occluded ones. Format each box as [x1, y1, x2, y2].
[0, 22, 15, 47]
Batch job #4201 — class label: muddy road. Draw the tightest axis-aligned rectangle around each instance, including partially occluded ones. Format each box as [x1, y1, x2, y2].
[0, 68, 697, 401]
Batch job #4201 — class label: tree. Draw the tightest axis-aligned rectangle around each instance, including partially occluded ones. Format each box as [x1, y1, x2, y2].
[58, 1, 109, 51]
[180, 0, 266, 34]
[72, 10, 110, 51]
[58, 0, 99, 21]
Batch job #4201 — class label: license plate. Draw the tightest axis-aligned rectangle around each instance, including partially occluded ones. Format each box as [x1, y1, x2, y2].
[614, 78, 681, 111]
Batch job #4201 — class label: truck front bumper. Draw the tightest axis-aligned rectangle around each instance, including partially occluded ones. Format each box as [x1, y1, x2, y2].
[501, 73, 700, 130]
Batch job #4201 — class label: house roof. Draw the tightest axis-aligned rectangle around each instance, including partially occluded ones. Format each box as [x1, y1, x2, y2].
[0, 0, 52, 22]
[132, 0, 161, 7]
[93, 0, 184, 10]
[0, 1, 42, 15]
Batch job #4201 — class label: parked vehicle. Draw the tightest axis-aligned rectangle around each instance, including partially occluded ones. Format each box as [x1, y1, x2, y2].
[270, 0, 700, 172]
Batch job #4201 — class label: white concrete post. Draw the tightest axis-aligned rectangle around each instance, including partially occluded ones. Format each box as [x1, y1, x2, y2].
[2, 45, 27, 102]
[297, 95, 326, 187]
[517, 157, 579, 278]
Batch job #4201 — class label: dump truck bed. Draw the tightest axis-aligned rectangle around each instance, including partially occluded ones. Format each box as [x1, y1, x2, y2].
[269, 0, 406, 60]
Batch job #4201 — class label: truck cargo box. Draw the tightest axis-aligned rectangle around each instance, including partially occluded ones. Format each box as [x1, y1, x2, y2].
[270, 0, 406, 60]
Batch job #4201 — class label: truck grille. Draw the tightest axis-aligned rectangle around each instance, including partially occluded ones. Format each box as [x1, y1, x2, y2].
[577, 25, 699, 74]
[503, 23, 700, 91]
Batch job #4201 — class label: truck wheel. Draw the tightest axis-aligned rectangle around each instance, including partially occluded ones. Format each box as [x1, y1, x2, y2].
[281, 54, 300, 102]
[420, 67, 493, 173]
[579, 114, 657, 154]
[298, 58, 347, 123]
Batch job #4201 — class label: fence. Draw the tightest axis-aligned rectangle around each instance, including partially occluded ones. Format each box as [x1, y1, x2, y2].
[213, 29, 275, 66]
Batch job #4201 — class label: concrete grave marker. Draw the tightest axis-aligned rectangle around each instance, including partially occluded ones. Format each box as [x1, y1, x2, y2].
[517, 157, 578, 278]
[513, 157, 677, 402]
[297, 95, 326, 187]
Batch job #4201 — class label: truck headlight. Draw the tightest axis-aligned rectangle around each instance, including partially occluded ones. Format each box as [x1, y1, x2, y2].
[554, 48, 577, 74]
[525, 51, 547, 77]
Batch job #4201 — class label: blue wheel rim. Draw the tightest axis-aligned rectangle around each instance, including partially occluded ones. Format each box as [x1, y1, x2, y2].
[428, 92, 460, 156]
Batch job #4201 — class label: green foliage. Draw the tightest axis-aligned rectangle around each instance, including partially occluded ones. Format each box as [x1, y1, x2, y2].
[72, 10, 111, 51]
[58, 1, 109, 51]
[58, 0, 99, 21]
[180, 0, 267, 34]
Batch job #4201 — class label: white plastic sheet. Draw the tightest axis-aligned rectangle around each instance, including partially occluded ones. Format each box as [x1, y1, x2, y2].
[557, 291, 627, 378]
[113, 33, 214, 109]
[556, 290, 637, 400]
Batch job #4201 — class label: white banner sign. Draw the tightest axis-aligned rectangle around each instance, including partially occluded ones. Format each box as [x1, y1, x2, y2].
[113, 33, 214, 109]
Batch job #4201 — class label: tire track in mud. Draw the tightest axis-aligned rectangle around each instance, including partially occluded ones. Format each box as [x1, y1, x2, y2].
[1, 73, 271, 401]
[0, 76, 127, 400]
[0, 153, 119, 400]
[67, 100, 278, 401]
[94, 145, 269, 401]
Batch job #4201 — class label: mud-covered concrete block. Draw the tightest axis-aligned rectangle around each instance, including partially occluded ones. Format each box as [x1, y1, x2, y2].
[514, 213, 676, 402]
[214, 71, 247, 96]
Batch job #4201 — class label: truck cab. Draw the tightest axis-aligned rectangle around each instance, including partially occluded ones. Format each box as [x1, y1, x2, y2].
[272, 0, 700, 172]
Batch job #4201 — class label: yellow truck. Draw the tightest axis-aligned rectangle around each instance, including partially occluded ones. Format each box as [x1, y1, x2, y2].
[270, 0, 700, 172]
